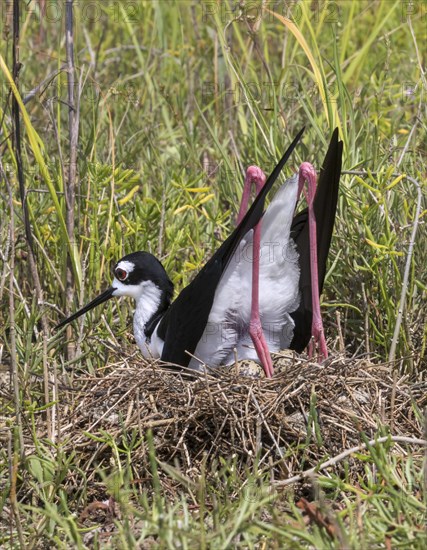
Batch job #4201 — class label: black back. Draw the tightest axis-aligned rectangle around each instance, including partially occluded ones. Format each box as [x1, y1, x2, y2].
[158, 128, 305, 366]
[289, 128, 343, 352]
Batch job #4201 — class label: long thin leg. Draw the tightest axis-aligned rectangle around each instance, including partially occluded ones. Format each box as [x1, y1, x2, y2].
[298, 162, 328, 360]
[238, 166, 274, 378]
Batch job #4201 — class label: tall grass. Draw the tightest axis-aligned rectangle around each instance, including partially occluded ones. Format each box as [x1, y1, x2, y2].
[1, 0, 426, 546]
[1, 0, 425, 366]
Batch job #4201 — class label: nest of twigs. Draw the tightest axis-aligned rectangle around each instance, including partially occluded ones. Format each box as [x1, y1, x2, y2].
[57, 352, 426, 487]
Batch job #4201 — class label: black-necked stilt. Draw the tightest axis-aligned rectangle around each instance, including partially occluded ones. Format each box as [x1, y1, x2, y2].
[57, 128, 343, 377]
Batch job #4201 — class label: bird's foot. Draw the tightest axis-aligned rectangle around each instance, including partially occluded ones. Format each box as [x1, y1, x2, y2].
[308, 325, 328, 362]
[237, 166, 267, 224]
[249, 320, 274, 378]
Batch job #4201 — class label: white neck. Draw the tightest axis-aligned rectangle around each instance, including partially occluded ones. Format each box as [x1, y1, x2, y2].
[132, 281, 163, 357]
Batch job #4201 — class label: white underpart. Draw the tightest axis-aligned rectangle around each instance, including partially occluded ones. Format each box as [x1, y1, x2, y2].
[112, 278, 164, 359]
[190, 173, 301, 370]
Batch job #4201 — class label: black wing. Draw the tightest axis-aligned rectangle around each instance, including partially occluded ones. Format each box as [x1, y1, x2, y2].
[289, 127, 343, 352]
[158, 127, 305, 366]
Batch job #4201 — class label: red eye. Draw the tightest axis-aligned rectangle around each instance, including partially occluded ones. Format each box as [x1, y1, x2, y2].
[115, 268, 128, 281]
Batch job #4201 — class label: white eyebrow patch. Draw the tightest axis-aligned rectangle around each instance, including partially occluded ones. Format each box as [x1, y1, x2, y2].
[116, 260, 135, 273]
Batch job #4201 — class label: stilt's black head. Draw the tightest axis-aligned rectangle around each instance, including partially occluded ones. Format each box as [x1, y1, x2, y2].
[56, 251, 173, 328]
[112, 252, 174, 299]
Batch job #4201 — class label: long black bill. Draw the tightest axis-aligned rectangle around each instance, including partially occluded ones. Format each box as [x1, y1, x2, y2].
[55, 287, 115, 329]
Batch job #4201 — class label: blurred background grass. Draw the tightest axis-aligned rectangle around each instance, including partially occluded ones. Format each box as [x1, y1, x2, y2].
[0, 0, 426, 547]
[1, 0, 425, 370]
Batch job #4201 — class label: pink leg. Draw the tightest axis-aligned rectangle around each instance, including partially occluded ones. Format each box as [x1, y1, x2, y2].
[238, 166, 274, 378]
[236, 166, 261, 224]
[298, 162, 328, 361]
